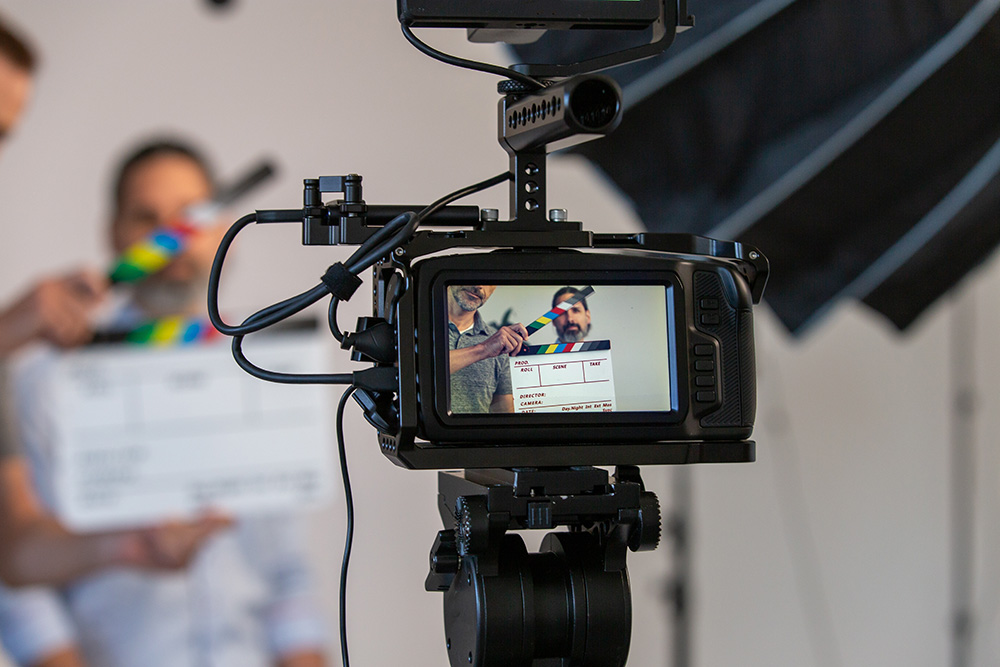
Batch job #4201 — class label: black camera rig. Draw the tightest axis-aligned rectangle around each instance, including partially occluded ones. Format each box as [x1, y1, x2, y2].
[208, 3, 768, 665]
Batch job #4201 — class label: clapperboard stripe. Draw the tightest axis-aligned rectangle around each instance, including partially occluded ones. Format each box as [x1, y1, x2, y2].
[517, 339, 611, 356]
[108, 224, 198, 284]
[124, 316, 221, 346]
[524, 286, 595, 336]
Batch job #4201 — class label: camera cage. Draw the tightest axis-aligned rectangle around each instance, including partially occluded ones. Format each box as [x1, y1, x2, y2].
[208, 7, 770, 666]
[376, 238, 765, 470]
[244, 163, 767, 469]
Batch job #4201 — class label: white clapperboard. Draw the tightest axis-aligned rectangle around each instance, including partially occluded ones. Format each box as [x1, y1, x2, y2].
[509, 340, 616, 413]
[28, 327, 335, 531]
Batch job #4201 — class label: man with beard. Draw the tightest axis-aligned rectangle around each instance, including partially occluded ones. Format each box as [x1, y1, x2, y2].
[447, 285, 528, 414]
[0, 139, 328, 667]
[551, 287, 592, 344]
[105, 141, 227, 324]
[0, 13, 225, 594]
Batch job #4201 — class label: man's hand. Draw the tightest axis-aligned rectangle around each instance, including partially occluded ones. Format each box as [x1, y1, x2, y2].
[277, 651, 326, 667]
[0, 270, 107, 357]
[449, 323, 529, 374]
[107, 515, 234, 570]
[30, 646, 88, 667]
[0, 458, 233, 586]
[479, 323, 529, 358]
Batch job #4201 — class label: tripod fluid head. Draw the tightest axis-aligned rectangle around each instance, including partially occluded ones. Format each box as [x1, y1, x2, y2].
[426, 466, 660, 667]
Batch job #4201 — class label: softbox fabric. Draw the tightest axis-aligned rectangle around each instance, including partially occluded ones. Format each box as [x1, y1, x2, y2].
[512, 0, 1000, 333]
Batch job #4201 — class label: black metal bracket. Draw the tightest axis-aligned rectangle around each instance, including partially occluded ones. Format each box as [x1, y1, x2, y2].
[426, 465, 660, 589]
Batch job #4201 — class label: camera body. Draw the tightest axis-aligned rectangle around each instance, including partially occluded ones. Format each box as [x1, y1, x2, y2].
[221, 2, 764, 472]
[369, 237, 763, 469]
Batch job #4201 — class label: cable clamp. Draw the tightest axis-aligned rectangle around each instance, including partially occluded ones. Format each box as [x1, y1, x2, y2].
[321, 262, 363, 301]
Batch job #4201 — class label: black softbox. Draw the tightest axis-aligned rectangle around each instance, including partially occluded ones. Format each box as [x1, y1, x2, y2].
[513, 0, 1000, 333]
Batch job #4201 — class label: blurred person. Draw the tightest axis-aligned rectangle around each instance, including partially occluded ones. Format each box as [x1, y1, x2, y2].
[447, 285, 527, 413]
[551, 286, 591, 344]
[0, 139, 329, 667]
[0, 13, 226, 592]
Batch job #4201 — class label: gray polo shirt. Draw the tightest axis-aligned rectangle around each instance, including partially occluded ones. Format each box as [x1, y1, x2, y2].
[0, 362, 21, 458]
[448, 313, 512, 414]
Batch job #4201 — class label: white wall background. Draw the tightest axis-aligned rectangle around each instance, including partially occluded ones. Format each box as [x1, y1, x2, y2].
[0, 2, 998, 666]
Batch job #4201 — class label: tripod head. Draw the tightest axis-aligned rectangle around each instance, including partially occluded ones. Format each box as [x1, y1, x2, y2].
[426, 466, 661, 667]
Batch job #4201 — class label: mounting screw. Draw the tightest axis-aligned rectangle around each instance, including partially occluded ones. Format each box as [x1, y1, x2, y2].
[749, 251, 760, 260]
[394, 247, 406, 257]
[480, 208, 499, 222]
[525, 199, 540, 211]
[549, 208, 568, 222]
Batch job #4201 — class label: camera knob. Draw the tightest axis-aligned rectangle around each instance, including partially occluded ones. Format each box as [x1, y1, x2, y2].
[425, 529, 459, 592]
[456, 496, 490, 556]
[628, 492, 661, 552]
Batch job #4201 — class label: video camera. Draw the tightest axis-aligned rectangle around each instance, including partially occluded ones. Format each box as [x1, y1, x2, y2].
[209, 2, 768, 665]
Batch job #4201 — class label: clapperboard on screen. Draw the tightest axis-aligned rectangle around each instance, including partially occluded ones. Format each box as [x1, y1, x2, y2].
[508, 287, 617, 413]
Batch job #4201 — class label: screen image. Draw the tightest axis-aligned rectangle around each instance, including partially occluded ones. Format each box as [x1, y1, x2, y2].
[445, 283, 674, 415]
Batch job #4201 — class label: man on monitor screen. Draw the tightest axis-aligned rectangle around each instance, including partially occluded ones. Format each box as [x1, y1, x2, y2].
[446, 285, 527, 414]
[551, 286, 592, 343]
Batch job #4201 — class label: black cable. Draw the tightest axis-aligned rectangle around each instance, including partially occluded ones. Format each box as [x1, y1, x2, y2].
[247, 285, 328, 331]
[224, 292, 353, 384]
[417, 171, 511, 222]
[208, 211, 329, 336]
[345, 212, 412, 269]
[207, 174, 515, 661]
[336, 386, 357, 667]
[208, 212, 256, 335]
[343, 172, 509, 274]
[327, 174, 510, 351]
[328, 297, 345, 343]
[231, 334, 352, 384]
[213, 172, 511, 375]
[346, 213, 419, 274]
[401, 23, 545, 90]
[328, 172, 508, 349]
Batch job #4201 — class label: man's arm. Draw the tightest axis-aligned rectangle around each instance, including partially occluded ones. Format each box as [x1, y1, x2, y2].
[31, 648, 88, 667]
[489, 393, 514, 413]
[0, 271, 106, 358]
[449, 323, 529, 374]
[0, 458, 230, 587]
[0, 567, 81, 667]
[278, 651, 325, 667]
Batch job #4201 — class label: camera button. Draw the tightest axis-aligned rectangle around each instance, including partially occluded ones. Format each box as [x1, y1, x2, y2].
[699, 298, 719, 310]
[695, 376, 716, 387]
[694, 360, 714, 372]
[693, 344, 714, 356]
[695, 390, 717, 403]
[700, 313, 720, 325]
